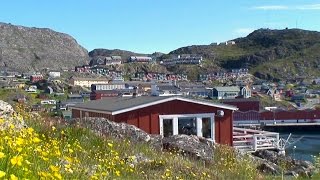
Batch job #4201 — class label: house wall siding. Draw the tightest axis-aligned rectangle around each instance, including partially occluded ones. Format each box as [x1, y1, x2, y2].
[72, 99, 234, 145]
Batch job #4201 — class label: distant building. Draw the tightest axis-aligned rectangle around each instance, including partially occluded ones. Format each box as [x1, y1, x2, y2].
[90, 90, 120, 100]
[129, 56, 153, 63]
[161, 55, 203, 66]
[30, 74, 43, 83]
[211, 86, 240, 99]
[91, 83, 125, 91]
[70, 77, 110, 87]
[48, 72, 61, 78]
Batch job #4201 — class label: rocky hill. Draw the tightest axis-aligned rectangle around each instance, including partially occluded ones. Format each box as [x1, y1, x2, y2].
[169, 28, 320, 81]
[88, 48, 150, 62]
[0, 22, 89, 72]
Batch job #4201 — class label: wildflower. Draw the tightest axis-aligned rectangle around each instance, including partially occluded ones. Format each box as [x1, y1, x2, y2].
[27, 127, 34, 134]
[16, 137, 24, 145]
[50, 165, 60, 172]
[107, 143, 113, 148]
[0, 171, 6, 178]
[0, 152, 5, 158]
[115, 170, 120, 176]
[54, 172, 62, 179]
[33, 137, 41, 143]
[11, 155, 23, 166]
[10, 174, 18, 180]
[52, 126, 56, 131]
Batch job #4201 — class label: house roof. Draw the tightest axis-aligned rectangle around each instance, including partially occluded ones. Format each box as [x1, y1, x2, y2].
[70, 96, 238, 115]
[214, 86, 240, 92]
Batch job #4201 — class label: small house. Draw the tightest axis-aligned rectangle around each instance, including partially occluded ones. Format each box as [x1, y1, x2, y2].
[211, 86, 240, 99]
[70, 96, 238, 145]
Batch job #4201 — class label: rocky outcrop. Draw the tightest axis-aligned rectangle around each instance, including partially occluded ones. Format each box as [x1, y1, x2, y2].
[0, 100, 26, 130]
[162, 135, 215, 161]
[74, 117, 215, 161]
[0, 22, 89, 72]
[0, 100, 14, 116]
[252, 150, 316, 178]
[88, 49, 148, 62]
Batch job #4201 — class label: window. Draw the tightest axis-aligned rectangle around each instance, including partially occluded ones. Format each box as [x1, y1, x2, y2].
[159, 113, 215, 141]
[178, 117, 197, 135]
[163, 119, 173, 137]
[202, 117, 212, 138]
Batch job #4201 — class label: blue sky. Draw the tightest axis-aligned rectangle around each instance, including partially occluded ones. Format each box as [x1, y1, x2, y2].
[1, 0, 320, 53]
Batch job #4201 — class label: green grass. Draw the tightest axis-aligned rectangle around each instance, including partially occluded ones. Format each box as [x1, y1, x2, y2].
[0, 106, 265, 179]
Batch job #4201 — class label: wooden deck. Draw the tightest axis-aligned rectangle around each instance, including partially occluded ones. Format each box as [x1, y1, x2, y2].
[233, 127, 280, 153]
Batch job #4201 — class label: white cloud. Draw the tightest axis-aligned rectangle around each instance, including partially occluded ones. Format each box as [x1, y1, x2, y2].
[234, 28, 255, 36]
[252, 5, 288, 10]
[296, 3, 320, 10]
[252, 3, 320, 11]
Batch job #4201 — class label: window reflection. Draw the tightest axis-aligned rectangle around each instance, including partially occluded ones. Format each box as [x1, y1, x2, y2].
[163, 119, 173, 137]
[202, 117, 211, 138]
[178, 117, 197, 135]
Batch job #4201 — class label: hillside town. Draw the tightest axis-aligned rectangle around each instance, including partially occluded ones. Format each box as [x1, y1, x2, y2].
[2, 53, 320, 124]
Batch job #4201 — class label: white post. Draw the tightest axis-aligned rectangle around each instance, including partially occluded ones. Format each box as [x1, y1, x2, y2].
[173, 117, 178, 135]
[196, 117, 202, 137]
[253, 135, 257, 151]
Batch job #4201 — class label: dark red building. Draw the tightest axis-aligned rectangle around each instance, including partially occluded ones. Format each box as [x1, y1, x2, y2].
[71, 96, 238, 146]
[221, 98, 260, 112]
[90, 90, 120, 100]
[30, 75, 43, 83]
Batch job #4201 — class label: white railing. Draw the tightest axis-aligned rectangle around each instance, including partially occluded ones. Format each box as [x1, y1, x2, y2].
[233, 127, 280, 152]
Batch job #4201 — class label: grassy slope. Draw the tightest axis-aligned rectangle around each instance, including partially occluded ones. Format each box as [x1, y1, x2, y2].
[0, 106, 263, 179]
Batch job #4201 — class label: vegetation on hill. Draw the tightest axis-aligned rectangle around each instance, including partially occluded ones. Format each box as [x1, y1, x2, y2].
[168, 28, 320, 81]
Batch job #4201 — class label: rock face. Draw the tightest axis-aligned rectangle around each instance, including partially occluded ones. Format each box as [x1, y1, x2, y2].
[0, 22, 89, 72]
[74, 117, 215, 161]
[162, 134, 215, 161]
[88, 48, 148, 63]
[0, 100, 14, 116]
[0, 100, 26, 130]
[252, 150, 316, 178]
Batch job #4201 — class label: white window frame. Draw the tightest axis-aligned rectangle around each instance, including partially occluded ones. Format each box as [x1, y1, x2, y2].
[159, 113, 215, 141]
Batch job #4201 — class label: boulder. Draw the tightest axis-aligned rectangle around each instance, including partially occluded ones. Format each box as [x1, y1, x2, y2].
[0, 100, 26, 130]
[162, 134, 215, 161]
[75, 118, 215, 162]
[257, 162, 281, 175]
[0, 100, 14, 116]
[252, 150, 315, 178]
[75, 117, 161, 143]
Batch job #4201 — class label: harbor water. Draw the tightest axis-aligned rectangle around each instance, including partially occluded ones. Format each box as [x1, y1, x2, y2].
[281, 133, 320, 162]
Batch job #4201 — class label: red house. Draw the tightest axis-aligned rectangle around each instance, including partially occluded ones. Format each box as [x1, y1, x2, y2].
[70, 96, 238, 146]
[90, 90, 120, 100]
[30, 75, 43, 83]
[221, 98, 260, 112]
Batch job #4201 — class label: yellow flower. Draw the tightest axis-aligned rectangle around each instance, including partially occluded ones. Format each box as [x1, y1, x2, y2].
[0, 152, 5, 158]
[32, 137, 41, 143]
[50, 165, 60, 172]
[115, 170, 120, 176]
[10, 174, 18, 180]
[11, 155, 23, 166]
[54, 172, 62, 179]
[27, 127, 34, 134]
[52, 126, 56, 131]
[0, 171, 6, 178]
[107, 143, 113, 148]
[16, 137, 24, 145]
